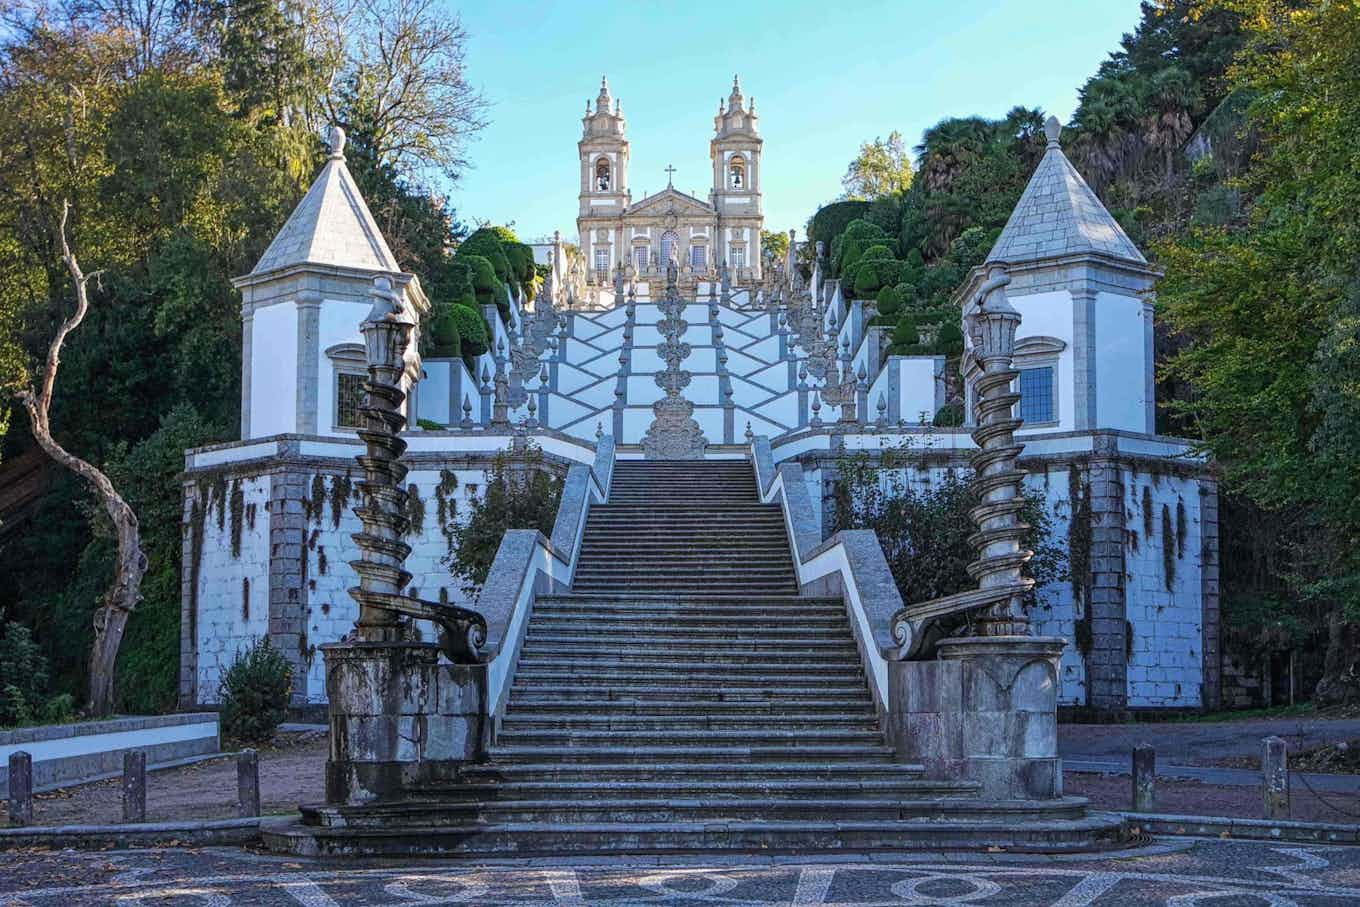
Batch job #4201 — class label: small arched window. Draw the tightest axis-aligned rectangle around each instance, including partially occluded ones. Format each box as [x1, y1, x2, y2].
[595, 158, 611, 191]
[729, 156, 746, 189]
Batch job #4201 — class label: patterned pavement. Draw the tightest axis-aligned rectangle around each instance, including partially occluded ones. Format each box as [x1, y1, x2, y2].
[1, 838, 1358, 905]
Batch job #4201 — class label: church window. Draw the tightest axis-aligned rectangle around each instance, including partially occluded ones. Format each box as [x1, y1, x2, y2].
[595, 158, 611, 191]
[634, 245, 649, 272]
[593, 248, 609, 281]
[690, 244, 706, 269]
[1017, 366, 1056, 424]
[660, 231, 679, 266]
[336, 373, 366, 429]
[730, 244, 746, 270]
[729, 156, 746, 189]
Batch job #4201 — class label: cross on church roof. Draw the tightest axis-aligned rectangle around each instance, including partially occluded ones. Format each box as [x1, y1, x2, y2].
[664, 164, 676, 187]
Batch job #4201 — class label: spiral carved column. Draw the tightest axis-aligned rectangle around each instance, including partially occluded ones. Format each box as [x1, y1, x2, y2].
[964, 264, 1035, 637]
[351, 276, 415, 642]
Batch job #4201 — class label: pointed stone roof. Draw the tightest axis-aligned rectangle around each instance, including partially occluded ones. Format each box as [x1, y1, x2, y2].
[987, 117, 1146, 267]
[249, 126, 399, 277]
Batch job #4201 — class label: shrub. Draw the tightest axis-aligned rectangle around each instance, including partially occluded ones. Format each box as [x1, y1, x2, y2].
[853, 256, 904, 297]
[0, 622, 52, 728]
[830, 448, 1064, 611]
[458, 228, 514, 285]
[933, 403, 964, 427]
[876, 286, 904, 319]
[808, 200, 871, 250]
[835, 219, 891, 276]
[451, 303, 490, 362]
[218, 638, 292, 744]
[446, 444, 563, 594]
[429, 308, 461, 358]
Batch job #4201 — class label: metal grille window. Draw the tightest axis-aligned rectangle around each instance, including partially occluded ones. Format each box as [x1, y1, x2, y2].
[690, 245, 706, 268]
[730, 245, 746, 270]
[337, 373, 366, 428]
[1017, 366, 1055, 424]
[594, 248, 608, 282]
[634, 245, 649, 272]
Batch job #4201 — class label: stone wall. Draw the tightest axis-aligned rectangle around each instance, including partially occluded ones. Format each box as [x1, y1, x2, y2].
[181, 452, 562, 708]
[794, 436, 1217, 712]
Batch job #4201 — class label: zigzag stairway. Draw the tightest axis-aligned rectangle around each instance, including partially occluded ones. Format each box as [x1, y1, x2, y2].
[270, 459, 1119, 856]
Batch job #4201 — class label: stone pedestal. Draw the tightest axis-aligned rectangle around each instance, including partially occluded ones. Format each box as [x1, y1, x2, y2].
[323, 641, 488, 806]
[887, 636, 1064, 801]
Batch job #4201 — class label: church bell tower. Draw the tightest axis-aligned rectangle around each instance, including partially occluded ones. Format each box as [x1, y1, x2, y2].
[579, 76, 630, 218]
[710, 76, 763, 278]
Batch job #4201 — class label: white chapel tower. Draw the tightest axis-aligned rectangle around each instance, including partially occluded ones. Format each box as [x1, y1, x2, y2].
[710, 75, 764, 276]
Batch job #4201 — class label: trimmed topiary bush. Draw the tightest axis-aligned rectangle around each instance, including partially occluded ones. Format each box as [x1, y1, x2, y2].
[853, 256, 905, 297]
[218, 637, 292, 744]
[457, 228, 513, 285]
[809, 201, 871, 251]
[429, 308, 461, 358]
[452, 303, 490, 367]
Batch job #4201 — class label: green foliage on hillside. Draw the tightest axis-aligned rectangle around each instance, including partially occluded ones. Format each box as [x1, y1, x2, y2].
[810, 0, 1359, 703]
[0, 3, 482, 714]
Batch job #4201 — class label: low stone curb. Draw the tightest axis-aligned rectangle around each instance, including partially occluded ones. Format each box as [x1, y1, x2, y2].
[0, 815, 289, 850]
[1122, 811, 1360, 845]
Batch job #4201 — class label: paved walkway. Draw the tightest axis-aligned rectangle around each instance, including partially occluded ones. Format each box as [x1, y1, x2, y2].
[2, 838, 1358, 905]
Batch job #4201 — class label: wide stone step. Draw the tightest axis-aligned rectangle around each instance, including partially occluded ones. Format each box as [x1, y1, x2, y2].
[484, 743, 897, 764]
[505, 698, 875, 716]
[511, 663, 859, 685]
[528, 616, 847, 634]
[500, 714, 880, 732]
[507, 683, 871, 701]
[301, 794, 1086, 829]
[454, 760, 925, 783]
[570, 581, 799, 594]
[516, 649, 853, 667]
[424, 777, 978, 802]
[576, 543, 793, 554]
[522, 633, 856, 651]
[268, 809, 1129, 857]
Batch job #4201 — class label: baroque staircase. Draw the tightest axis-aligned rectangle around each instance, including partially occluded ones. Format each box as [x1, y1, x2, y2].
[271, 459, 1120, 856]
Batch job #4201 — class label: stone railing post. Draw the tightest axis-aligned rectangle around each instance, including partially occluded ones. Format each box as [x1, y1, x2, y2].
[237, 749, 261, 818]
[1263, 736, 1290, 819]
[7, 751, 32, 826]
[1132, 744, 1156, 812]
[122, 749, 147, 823]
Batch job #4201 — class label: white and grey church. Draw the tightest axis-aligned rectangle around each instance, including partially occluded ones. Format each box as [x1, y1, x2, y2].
[180, 81, 1220, 721]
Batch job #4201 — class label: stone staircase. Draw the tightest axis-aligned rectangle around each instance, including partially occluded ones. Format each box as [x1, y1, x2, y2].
[270, 459, 1123, 856]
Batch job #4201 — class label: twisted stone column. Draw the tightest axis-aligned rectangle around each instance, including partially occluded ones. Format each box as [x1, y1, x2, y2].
[352, 276, 415, 642]
[963, 264, 1034, 636]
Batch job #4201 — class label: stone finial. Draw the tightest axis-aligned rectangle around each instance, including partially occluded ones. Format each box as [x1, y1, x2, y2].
[1044, 115, 1062, 149]
[744, 421, 754, 444]
[595, 421, 604, 441]
[327, 124, 347, 160]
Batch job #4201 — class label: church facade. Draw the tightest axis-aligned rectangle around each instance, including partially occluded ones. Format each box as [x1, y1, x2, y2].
[577, 77, 764, 303]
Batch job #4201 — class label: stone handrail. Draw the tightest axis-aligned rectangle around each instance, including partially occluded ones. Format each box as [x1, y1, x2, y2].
[751, 436, 900, 715]
[481, 435, 614, 722]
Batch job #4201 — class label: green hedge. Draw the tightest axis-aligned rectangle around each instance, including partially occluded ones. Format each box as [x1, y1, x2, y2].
[808, 201, 871, 251]
[452, 303, 490, 365]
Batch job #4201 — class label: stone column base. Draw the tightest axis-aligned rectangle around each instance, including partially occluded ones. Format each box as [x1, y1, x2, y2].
[322, 641, 487, 806]
[887, 635, 1065, 801]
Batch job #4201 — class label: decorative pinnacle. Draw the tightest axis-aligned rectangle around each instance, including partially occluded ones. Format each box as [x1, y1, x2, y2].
[327, 124, 346, 160]
[1044, 115, 1062, 149]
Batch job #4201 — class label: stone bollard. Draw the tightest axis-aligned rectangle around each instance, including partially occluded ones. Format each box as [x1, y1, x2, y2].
[122, 749, 147, 823]
[7, 751, 33, 826]
[1132, 744, 1156, 812]
[1263, 736, 1290, 820]
[237, 749, 261, 818]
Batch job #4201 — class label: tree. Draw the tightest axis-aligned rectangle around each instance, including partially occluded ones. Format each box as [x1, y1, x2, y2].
[841, 131, 912, 200]
[760, 229, 789, 268]
[14, 203, 147, 717]
[321, 0, 488, 183]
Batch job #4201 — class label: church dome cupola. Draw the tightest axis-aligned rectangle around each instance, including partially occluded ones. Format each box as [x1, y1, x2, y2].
[714, 74, 759, 139]
[583, 75, 625, 139]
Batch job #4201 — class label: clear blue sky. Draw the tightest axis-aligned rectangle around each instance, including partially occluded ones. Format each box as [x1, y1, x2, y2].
[451, 0, 1143, 241]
